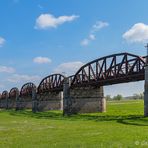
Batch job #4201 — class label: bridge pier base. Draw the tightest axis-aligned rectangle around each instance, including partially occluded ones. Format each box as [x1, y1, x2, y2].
[32, 88, 38, 113]
[15, 95, 20, 111]
[37, 92, 63, 112]
[69, 86, 106, 114]
[63, 77, 71, 116]
[63, 77, 106, 115]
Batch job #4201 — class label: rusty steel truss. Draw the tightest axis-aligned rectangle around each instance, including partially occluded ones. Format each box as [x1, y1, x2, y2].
[1, 91, 9, 99]
[71, 53, 145, 87]
[20, 82, 36, 97]
[0, 52, 147, 95]
[9, 87, 19, 98]
[37, 74, 65, 94]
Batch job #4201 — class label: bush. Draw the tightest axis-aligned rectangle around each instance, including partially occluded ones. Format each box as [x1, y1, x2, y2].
[113, 94, 123, 100]
[133, 93, 144, 100]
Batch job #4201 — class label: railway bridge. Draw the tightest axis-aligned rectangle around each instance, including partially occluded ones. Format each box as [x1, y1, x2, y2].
[0, 52, 148, 116]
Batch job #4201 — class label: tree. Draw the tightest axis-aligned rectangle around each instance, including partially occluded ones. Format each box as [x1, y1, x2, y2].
[133, 93, 139, 100]
[113, 94, 123, 101]
[133, 93, 144, 100]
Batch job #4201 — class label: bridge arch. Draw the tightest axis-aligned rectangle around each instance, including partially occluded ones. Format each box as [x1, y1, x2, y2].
[71, 52, 145, 87]
[9, 87, 19, 98]
[37, 74, 65, 94]
[20, 82, 36, 97]
[1, 91, 9, 99]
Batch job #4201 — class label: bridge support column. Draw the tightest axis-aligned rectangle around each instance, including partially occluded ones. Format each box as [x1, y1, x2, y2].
[63, 77, 72, 115]
[15, 95, 20, 111]
[32, 88, 38, 113]
[69, 86, 106, 114]
[6, 96, 9, 110]
[144, 65, 148, 116]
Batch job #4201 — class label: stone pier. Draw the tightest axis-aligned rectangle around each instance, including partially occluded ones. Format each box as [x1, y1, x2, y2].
[63, 77, 106, 115]
[37, 92, 63, 111]
[19, 96, 32, 109]
[69, 86, 106, 113]
[0, 98, 7, 109]
[7, 97, 16, 109]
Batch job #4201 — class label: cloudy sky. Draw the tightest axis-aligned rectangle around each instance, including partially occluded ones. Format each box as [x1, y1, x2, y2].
[0, 0, 147, 96]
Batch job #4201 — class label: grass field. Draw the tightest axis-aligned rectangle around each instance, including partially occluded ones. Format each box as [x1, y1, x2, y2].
[0, 100, 148, 148]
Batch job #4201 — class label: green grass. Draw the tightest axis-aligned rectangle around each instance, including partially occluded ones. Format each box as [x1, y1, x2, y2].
[0, 100, 148, 148]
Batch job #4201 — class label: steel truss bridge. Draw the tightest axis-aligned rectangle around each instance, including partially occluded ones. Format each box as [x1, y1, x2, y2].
[0, 52, 146, 98]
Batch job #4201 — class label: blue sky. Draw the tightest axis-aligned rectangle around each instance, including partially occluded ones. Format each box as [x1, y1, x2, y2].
[0, 0, 148, 96]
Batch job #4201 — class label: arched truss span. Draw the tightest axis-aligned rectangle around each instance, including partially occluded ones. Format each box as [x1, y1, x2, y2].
[71, 53, 145, 87]
[1, 91, 9, 99]
[37, 74, 65, 94]
[9, 87, 19, 98]
[20, 82, 36, 97]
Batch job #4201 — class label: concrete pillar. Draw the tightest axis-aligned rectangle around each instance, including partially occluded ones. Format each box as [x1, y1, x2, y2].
[15, 92, 20, 111]
[6, 96, 8, 109]
[37, 91, 62, 111]
[60, 92, 63, 110]
[144, 65, 148, 116]
[69, 86, 106, 113]
[98, 86, 106, 112]
[101, 98, 106, 112]
[32, 88, 38, 113]
[63, 77, 71, 116]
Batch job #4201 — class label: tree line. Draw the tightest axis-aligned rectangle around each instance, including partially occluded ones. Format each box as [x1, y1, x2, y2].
[106, 93, 144, 101]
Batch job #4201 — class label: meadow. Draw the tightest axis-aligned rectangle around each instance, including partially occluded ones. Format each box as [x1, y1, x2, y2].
[0, 100, 148, 148]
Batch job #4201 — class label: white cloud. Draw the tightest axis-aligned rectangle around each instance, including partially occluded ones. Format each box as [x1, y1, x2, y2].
[35, 13, 79, 29]
[91, 21, 109, 33]
[53, 61, 84, 75]
[81, 34, 96, 46]
[123, 23, 148, 43]
[81, 21, 109, 46]
[0, 66, 15, 73]
[0, 37, 5, 47]
[81, 39, 90, 46]
[89, 34, 96, 40]
[7, 74, 41, 83]
[33, 56, 52, 64]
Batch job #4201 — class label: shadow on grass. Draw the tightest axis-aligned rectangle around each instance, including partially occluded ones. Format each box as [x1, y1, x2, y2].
[1, 109, 147, 126]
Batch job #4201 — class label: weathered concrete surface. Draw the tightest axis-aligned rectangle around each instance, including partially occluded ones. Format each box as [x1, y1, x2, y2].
[63, 77, 106, 115]
[7, 98, 16, 109]
[18, 97, 32, 109]
[69, 86, 106, 113]
[63, 77, 71, 115]
[37, 92, 63, 111]
[14, 91, 63, 111]
[0, 98, 7, 109]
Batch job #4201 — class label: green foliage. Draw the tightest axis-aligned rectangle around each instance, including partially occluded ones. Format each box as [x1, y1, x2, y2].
[133, 93, 144, 100]
[0, 100, 147, 148]
[113, 94, 123, 100]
